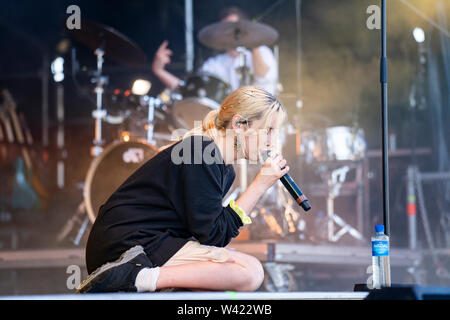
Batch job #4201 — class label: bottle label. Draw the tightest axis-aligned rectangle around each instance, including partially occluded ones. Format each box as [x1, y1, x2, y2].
[372, 240, 389, 256]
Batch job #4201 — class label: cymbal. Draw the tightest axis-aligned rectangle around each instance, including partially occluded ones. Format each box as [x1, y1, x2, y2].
[67, 18, 147, 68]
[197, 20, 279, 51]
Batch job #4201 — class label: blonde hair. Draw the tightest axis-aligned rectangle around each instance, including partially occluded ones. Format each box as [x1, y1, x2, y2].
[160, 86, 286, 150]
[188, 85, 285, 139]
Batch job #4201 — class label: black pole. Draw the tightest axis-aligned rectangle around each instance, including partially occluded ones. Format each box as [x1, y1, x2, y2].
[295, 0, 302, 106]
[42, 54, 49, 148]
[380, 0, 390, 236]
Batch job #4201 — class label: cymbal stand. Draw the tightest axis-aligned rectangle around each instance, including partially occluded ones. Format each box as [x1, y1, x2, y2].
[236, 46, 252, 87]
[322, 165, 365, 242]
[56, 47, 109, 246]
[236, 46, 252, 192]
[77, 47, 108, 240]
[91, 47, 108, 157]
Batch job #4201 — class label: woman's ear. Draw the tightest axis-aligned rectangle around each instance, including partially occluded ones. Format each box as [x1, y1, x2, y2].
[231, 114, 245, 132]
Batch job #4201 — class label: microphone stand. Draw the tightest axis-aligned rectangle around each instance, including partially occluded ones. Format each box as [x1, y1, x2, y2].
[380, 0, 393, 288]
[380, 0, 390, 237]
[354, 1, 391, 292]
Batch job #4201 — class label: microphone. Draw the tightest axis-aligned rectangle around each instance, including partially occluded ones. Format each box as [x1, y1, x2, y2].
[262, 150, 311, 212]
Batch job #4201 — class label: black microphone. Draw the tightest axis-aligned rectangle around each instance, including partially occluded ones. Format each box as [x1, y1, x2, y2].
[262, 150, 311, 212]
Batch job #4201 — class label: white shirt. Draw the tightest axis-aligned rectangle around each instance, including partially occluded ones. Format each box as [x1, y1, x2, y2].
[199, 46, 278, 95]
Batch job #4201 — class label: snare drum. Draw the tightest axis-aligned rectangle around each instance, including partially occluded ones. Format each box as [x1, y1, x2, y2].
[172, 73, 231, 129]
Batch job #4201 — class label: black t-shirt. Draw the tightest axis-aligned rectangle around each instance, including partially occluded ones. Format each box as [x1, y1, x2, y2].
[85, 135, 243, 273]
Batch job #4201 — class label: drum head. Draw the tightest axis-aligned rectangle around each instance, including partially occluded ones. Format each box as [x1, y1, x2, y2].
[84, 140, 159, 222]
[172, 73, 231, 130]
[172, 97, 219, 129]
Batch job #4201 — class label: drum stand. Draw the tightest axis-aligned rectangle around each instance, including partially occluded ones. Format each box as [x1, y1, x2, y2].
[140, 95, 163, 145]
[322, 165, 366, 243]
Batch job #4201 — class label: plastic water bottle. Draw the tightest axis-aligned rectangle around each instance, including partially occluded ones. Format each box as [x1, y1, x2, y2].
[371, 225, 391, 289]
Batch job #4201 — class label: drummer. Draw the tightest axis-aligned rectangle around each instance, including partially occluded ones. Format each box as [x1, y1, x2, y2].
[151, 6, 278, 95]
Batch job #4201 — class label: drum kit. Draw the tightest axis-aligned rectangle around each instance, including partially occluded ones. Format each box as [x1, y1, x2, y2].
[56, 17, 367, 247]
[57, 18, 281, 244]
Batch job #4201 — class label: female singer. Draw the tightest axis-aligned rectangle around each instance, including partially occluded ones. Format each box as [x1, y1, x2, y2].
[77, 86, 288, 293]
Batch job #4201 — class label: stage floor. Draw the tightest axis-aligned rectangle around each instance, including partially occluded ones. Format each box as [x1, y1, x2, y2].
[0, 241, 423, 269]
[0, 291, 369, 300]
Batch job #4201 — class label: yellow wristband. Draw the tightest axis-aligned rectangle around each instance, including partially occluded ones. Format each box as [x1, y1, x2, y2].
[229, 200, 252, 225]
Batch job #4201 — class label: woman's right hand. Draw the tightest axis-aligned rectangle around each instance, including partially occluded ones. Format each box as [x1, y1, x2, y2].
[254, 150, 289, 190]
[152, 40, 173, 74]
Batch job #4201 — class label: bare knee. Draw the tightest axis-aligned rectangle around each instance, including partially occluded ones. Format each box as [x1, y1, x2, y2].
[245, 258, 264, 291]
[228, 252, 264, 292]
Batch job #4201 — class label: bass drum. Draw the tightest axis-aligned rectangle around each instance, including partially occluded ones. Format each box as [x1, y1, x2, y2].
[172, 72, 231, 129]
[84, 140, 159, 222]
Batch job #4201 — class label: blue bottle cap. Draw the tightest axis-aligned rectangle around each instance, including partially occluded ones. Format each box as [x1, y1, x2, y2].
[375, 225, 384, 232]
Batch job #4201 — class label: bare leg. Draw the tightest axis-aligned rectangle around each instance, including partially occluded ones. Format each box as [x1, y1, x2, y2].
[156, 250, 264, 292]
